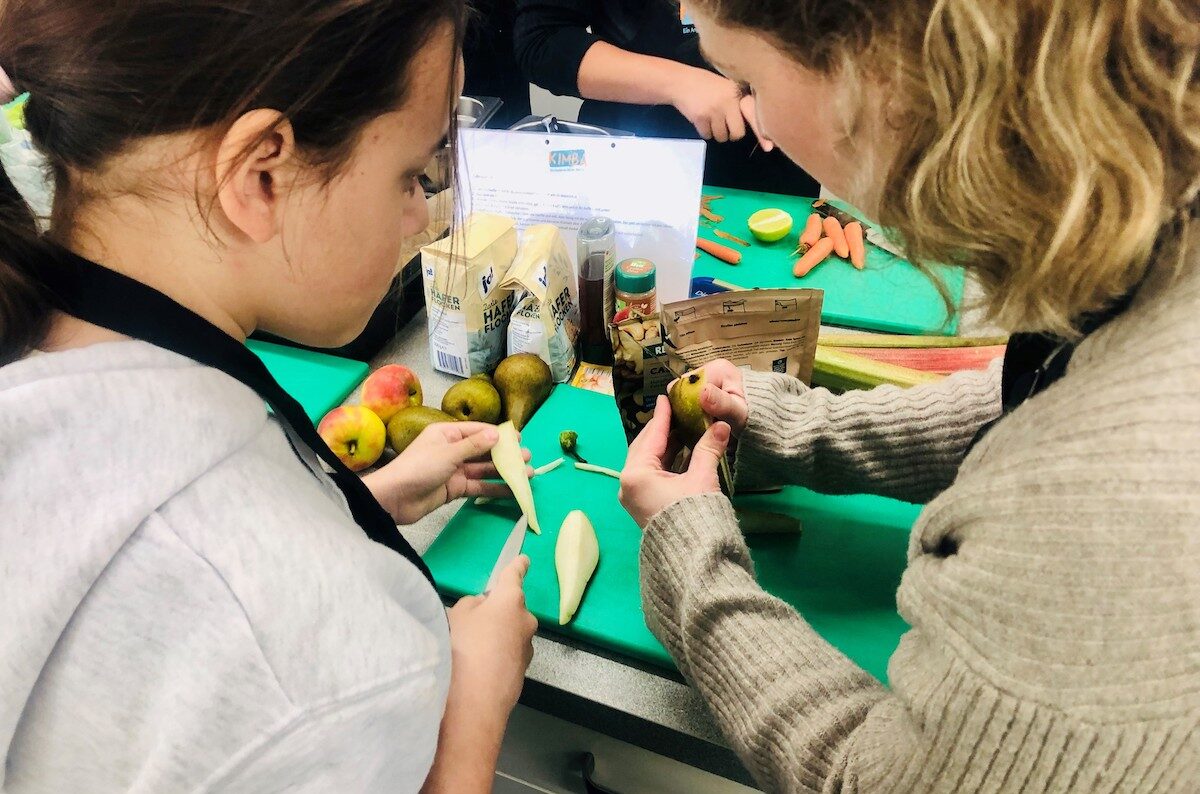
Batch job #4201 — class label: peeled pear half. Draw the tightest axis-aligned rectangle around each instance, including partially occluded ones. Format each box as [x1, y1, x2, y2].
[555, 510, 599, 625]
[491, 421, 540, 534]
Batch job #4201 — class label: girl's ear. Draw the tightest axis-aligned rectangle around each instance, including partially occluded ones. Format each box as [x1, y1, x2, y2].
[215, 109, 296, 244]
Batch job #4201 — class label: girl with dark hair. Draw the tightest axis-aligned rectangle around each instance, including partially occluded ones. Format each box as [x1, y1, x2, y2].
[0, 2, 535, 791]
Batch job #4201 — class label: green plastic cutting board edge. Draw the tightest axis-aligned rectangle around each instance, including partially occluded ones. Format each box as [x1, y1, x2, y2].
[248, 339, 369, 425]
[695, 186, 964, 335]
[423, 385, 922, 684]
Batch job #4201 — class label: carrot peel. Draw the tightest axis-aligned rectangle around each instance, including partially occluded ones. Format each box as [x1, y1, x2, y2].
[714, 229, 751, 247]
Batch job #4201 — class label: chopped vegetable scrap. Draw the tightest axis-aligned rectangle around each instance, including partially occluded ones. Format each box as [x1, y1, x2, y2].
[699, 195, 725, 223]
[714, 229, 752, 247]
[559, 430, 588, 464]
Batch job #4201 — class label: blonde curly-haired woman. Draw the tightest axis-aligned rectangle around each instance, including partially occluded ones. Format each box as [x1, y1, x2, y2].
[619, 2, 1199, 791]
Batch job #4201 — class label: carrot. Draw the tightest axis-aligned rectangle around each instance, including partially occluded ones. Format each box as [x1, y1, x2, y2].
[697, 236, 742, 265]
[793, 237, 834, 277]
[844, 221, 866, 269]
[800, 213, 823, 247]
[823, 216, 849, 258]
[811, 199, 859, 229]
[714, 229, 751, 247]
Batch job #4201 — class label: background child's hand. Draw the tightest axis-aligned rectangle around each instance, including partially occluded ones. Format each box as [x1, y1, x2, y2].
[672, 68, 748, 143]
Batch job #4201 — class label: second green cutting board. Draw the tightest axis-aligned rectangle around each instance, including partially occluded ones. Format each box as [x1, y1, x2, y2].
[694, 186, 965, 335]
[424, 385, 921, 684]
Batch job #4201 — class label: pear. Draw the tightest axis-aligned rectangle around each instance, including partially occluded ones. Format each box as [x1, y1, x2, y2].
[668, 368, 734, 494]
[555, 510, 598, 625]
[491, 421, 540, 534]
[668, 369, 709, 447]
[386, 406, 455, 453]
[494, 353, 553, 430]
[441, 378, 502, 423]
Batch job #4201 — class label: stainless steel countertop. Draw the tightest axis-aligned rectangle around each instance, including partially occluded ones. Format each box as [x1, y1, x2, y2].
[360, 282, 997, 785]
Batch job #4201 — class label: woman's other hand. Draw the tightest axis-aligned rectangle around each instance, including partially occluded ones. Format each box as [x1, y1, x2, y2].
[619, 396, 732, 528]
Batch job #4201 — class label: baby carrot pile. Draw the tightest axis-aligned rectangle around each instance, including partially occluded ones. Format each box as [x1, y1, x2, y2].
[791, 210, 866, 277]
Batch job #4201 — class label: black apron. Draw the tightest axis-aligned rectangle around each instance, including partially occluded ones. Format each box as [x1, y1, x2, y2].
[968, 291, 1135, 452]
[38, 244, 435, 585]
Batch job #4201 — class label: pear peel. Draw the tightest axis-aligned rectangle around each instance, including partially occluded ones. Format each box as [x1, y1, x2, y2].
[491, 421, 540, 534]
[555, 510, 599, 625]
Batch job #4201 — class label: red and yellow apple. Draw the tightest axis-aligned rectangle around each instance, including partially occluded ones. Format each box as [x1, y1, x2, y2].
[317, 406, 387, 471]
[360, 364, 423, 423]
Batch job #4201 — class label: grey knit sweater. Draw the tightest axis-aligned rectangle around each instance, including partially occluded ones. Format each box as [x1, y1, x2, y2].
[641, 250, 1200, 792]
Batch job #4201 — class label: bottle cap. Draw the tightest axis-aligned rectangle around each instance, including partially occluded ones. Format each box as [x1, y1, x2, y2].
[616, 258, 656, 294]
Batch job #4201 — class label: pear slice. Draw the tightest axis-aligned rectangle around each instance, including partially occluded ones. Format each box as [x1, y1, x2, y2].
[555, 510, 599, 625]
[491, 421, 540, 534]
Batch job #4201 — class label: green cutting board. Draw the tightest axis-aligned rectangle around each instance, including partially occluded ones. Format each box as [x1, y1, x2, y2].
[695, 186, 964, 335]
[248, 339, 370, 425]
[424, 385, 921, 684]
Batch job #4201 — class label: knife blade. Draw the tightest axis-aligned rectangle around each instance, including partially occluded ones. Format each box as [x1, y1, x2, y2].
[483, 515, 528, 594]
[863, 226, 905, 259]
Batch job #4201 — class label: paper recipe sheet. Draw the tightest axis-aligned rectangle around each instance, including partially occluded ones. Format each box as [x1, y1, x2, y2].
[456, 128, 707, 305]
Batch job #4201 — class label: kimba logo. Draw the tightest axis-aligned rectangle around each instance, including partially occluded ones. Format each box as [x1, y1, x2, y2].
[549, 149, 587, 170]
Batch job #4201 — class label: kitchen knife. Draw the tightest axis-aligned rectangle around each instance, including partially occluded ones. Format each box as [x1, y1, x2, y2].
[483, 515, 528, 594]
[862, 226, 905, 259]
[811, 199, 907, 259]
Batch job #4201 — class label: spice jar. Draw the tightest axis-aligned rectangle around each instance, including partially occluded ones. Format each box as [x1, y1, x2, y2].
[614, 258, 657, 319]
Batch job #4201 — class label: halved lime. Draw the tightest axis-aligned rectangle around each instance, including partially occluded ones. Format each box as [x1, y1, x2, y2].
[747, 209, 793, 242]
